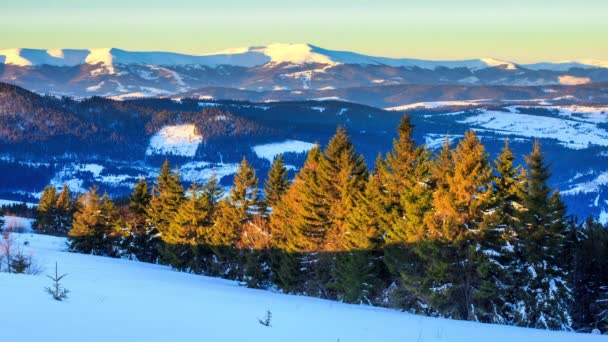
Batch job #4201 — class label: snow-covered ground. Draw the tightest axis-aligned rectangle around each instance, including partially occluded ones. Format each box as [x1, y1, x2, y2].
[386, 100, 490, 111]
[1, 215, 34, 232]
[0, 233, 602, 342]
[179, 161, 240, 182]
[146, 124, 203, 157]
[0, 199, 37, 208]
[252, 140, 316, 162]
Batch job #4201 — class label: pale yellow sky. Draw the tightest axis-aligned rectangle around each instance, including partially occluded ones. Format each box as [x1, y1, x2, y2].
[1, 0, 606, 62]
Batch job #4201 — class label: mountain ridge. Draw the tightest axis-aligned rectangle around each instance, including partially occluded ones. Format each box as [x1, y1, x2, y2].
[1, 44, 606, 71]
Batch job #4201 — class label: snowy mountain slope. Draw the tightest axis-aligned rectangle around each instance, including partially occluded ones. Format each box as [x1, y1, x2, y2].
[1, 233, 603, 342]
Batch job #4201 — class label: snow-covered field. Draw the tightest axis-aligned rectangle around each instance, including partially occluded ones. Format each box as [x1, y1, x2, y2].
[0, 233, 603, 342]
[253, 140, 316, 162]
[386, 100, 490, 111]
[0, 199, 37, 208]
[146, 124, 203, 157]
[457, 110, 608, 149]
[179, 161, 240, 182]
[1, 215, 34, 232]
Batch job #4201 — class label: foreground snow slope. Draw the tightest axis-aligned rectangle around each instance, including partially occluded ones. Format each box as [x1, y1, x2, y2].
[0, 234, 603, 342]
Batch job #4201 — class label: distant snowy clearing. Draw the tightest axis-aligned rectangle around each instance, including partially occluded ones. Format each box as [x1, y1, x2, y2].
[253, 140, 316, 162]
[458, 110, 608, 149]
[386, 100, 490, 111]
[0, 199, 37, 208]
[0, 233, 603, 342]
[146, 124, 203, 157]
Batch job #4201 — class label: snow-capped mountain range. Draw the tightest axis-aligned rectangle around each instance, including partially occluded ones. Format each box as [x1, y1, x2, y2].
[1, 44, 606, 70]
[1, 43, 607, 98]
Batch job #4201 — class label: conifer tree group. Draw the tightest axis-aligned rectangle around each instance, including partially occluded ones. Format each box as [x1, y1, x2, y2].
[49, 117, 607, 333]
[34, 185, 74, 235]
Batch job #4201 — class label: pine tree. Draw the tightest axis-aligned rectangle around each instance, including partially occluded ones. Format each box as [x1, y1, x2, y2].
[262, 154, 290, 215]
[515, 140, 572, 330]
[130, 178, 151, 216]
[68, 187, 121, 256]
[318, 127, 368, 251]
[208, 157, 260, 277]
[231, 157, 261, 217]
[161, 183, 213, 271]
[332, 172, 383, 303]
[476, 140, 525, 324]
[123, 178, 158, 262]
[269, 145, 324, 292]
[148, 160, 184, 239]
[205, 173, 224, 207]
[383, 116, 433, 244]
[55, 185, 74, 234]
[418, 131, 495, 320]
[34, 185, 58, 234]
[571, 217, 608, 333]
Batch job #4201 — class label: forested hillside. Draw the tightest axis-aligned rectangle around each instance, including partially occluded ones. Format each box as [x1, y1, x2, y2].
[27, 118, 608, 333]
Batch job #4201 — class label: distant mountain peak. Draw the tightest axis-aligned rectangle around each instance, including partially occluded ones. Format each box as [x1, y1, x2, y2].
[0, 45, 605, 72]
[480, 58, 518, 70]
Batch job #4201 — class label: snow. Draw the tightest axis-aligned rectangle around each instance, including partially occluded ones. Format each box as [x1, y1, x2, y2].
[558, 75, 591, 85]
[3, 45, 605, 71]
[387, 100, 490, 111]
[458, 110, 608, 150]
[0, 199, 37, 208]
[1, 216, 34, 233]
[179, 161, 239, 182]
[86, 82, 105, 92]
[562, 171, 608, 196]
[0, 233, 602, 342]
[424, 134, 464, 150]
[599, 210, 608, 225]
[258, 43, 334, 65]
[524, 59, 608, 71]
[0, 48, 89, 67]
[48, 163, 106, 194]
[252, 140, 316, 162]
[480, 58, 518, 70]
[146, 125, 203, 157]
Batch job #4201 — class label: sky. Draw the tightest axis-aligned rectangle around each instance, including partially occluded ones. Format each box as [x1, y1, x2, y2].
[1, 0, 606, 63]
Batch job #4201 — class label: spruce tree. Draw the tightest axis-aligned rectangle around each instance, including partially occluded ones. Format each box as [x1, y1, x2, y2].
[68, 187, 121, 256]
[332, 172, 382, 303]
[55, 185, 74, 234]
[148, 160, 185, 239]
[571, 217, 608, 333]
[477, 140, 525, 324]
[124, 178, 157, 262]
[382, 116, 433, 244]
[515, 140, 572, 330]
[208, 157, 260, 277]
[205, 173, 224, 207]
[262, 154, 290, 215]
[318, 127, 368, 251]
[34, 185, 58, 234]
[230, 157, 261, 217]
[269, 145, 324, 292]
[161, 183, 212, 271]
[417, 131, 495, 320]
